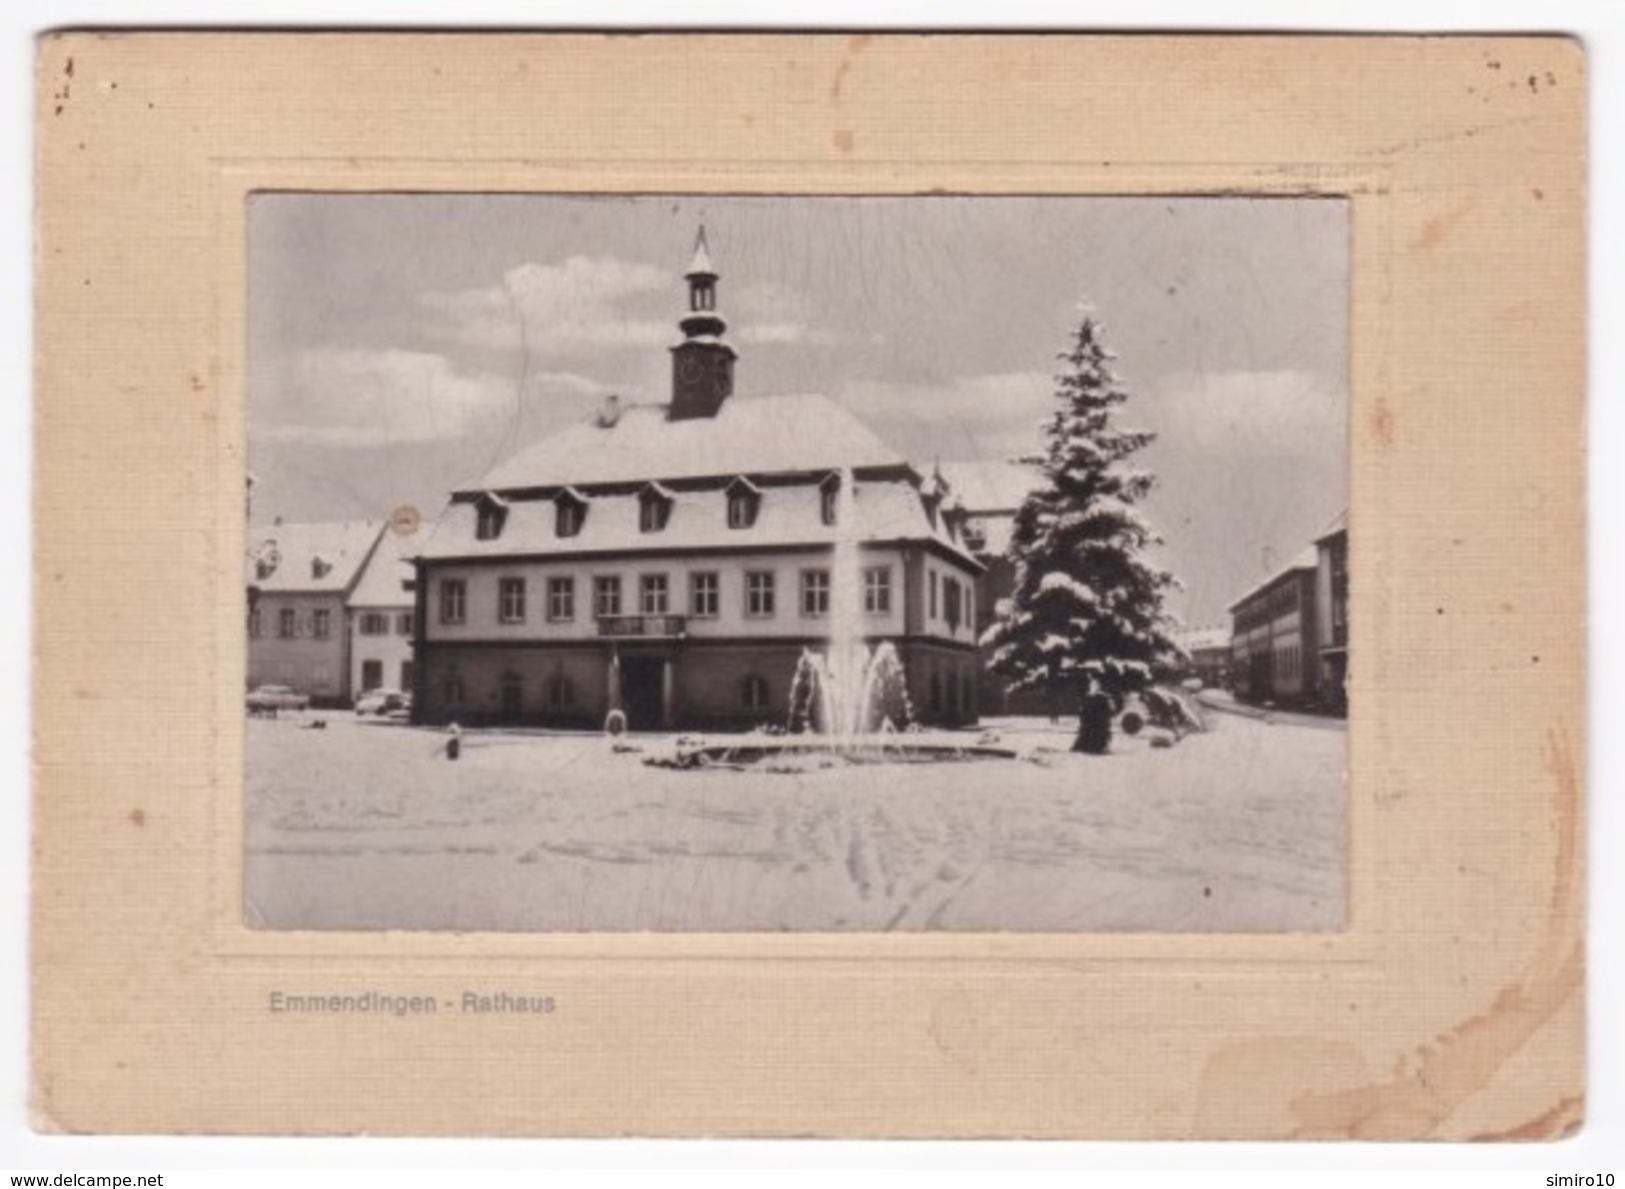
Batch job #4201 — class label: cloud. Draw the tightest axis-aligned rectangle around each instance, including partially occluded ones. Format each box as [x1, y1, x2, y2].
[728, 279, 846, 348]
[418, 255, 676, 358]
[254, 347, 519, 446]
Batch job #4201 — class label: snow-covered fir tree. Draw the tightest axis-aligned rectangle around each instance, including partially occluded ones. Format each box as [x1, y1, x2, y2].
[982, 316, 1184, 754]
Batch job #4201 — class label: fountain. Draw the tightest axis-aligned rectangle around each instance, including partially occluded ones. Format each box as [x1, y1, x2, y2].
[650, 468, 1022, 771]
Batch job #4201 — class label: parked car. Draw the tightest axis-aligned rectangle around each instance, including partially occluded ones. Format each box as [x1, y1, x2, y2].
[355, 688, 410, 717]
[247, 684, 310, 715]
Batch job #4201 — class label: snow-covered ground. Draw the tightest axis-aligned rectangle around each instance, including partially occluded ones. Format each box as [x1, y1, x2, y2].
[245, 710, 1346, 933]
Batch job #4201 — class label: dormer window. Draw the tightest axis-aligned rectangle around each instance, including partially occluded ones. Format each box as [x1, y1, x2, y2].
[252, 541, 279, 581]
[725, 476, 761, 530]
[555, 489, 588, 539]
[475, 495, 509, 541]
[818, 473, 841, 527]
[310, 556, 332, 581]
[920, 467, 945, 531]
[638, 483, 674, 534]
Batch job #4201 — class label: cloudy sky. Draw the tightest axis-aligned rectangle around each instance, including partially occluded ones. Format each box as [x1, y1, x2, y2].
[249, 194, 1347, 626]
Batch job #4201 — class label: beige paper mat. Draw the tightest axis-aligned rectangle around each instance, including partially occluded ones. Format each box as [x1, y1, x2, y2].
[33, 32, 1584, 1138]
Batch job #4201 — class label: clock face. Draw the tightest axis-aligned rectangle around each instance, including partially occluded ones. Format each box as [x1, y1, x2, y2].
[678, 357, 704, 383]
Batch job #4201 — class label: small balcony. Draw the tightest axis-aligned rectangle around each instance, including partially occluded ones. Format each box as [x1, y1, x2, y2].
[597, 613, 687, 639]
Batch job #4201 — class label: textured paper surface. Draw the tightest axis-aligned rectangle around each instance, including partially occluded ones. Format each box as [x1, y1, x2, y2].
[33, 32, 1584, 1138]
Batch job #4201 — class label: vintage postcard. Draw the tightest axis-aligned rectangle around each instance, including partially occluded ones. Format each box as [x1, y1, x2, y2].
[243, 192, 1348, 934]
[33, 33, 1584, 1138]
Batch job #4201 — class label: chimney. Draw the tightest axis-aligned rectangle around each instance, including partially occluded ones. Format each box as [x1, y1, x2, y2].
[597, 393, 622, 428]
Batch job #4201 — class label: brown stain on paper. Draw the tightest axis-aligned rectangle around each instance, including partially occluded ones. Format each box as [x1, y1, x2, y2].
[1226, 729, 1584, 1140]
[1470, 1093, 1584, 1141]
[1413, 198, 1477, 252]
[828, 34, 872, 102]
[1370, 396, 1396, 448]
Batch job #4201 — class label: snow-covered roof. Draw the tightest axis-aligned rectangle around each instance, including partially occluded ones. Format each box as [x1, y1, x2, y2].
[1175, 626, 1232, 652]
[348, 526, 417, 609]
[1227, 546, 1319, 612]
[417, 477, 979, 568]
[939, 459, 1043, 513]
[470, 393, 907, 493]
[246, 520, 383, 595]
[1315, 507, 1348, 544]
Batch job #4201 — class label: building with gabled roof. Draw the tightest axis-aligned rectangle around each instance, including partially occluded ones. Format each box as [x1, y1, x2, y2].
[246, 519, 385, 706]
[409, 231, 986, 731]
[348, 527, 418, 699]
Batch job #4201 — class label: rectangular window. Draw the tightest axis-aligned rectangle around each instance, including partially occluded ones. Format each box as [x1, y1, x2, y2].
[499, 577, 527, 624]
[439, 579, 466, 625]
[548, 577, 575, 622]
[944, 578, 962, 631]
[396, 612, 414, 635]
[745, 571, 776, 618]
[312, 609, 331, 638]
[247, 608, 262, 638]
[690, 571, 720, 618]
[640, 573, 670, 616]
[278, 608, 296, 638]
[800, 569, 830, 617]
[594, 575, 622, 618]
[929, 570, 939, 619]
[863, 566, 892, 615]
[360, 612, 388, 636]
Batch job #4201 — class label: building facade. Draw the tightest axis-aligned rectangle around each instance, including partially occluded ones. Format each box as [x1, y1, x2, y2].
[1227, 510, 1348, 713]
[409, 232, 985, 731]
[348, 528, 418, 696]
[1313, 511, 1349, 714]
[246, 520, 385, 706]
[942, 460, 1060, 717]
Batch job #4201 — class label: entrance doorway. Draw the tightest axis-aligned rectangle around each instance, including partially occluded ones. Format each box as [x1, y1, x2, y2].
[620, 656, 666, 730]
[498, 674, 524, 724]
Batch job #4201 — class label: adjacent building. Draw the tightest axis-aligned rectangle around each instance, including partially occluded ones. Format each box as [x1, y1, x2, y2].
[941, 459, 1055, 716]
[1173, 626, 1233, 689]
[1227, 510, 1348, 713]
[408, 231, 985, 731]
[1313, 510, 1349, 713]
[348, 528, 418, 697]
[246, 520, 385, 706]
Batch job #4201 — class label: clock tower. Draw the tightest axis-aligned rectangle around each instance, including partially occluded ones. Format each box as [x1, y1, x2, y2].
[668, 227, 738, 421]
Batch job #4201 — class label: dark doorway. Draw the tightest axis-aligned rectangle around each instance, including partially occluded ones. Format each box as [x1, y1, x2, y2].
[361, 660, 383, 692]
[498, 674, 523, 724]
[620, 656, 665, 730]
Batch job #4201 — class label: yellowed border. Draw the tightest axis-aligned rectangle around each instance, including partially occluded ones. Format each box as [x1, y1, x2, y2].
[35, 33, 1584, 1139]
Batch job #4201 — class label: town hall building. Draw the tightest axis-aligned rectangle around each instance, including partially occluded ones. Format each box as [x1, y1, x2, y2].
[408, 231, 986, 731]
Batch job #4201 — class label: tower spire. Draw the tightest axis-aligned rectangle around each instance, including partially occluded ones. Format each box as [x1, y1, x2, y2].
[670, 225, 737, 421]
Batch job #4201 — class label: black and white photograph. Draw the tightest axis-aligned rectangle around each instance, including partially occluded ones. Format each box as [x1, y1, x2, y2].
[244, 193, 1349, 933]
